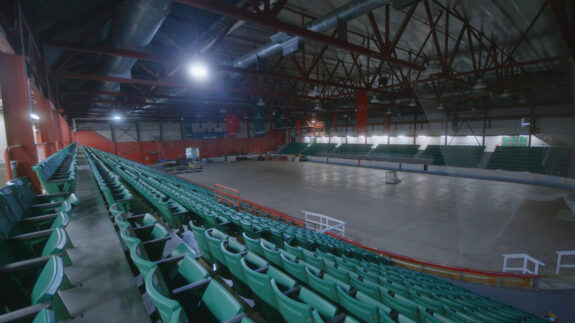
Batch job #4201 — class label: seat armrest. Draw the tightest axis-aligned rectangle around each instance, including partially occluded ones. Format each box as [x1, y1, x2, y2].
[171, 278, 211, 295]
[155, 255, 185, 266]
[19, 213, 58, 223]
[221, 313, 246, 323]
[8, 229, 53, 242]
[0, 256, 52, 274]
[142, 236, 171, 246]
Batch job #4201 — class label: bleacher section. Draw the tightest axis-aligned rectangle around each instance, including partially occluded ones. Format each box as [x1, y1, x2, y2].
[301, 143, 337, 156]
[83, 146, 545, 323]
[421, 145, 485, 167]
[332, 144, 373, 156]
[544, 147, 570, 177]
[0, 169, 79, 321]
[487, 147, 546, 173]
[279, 143, 308, 154]
[32, 143, 78, 193]
[370, 145, 420, 158]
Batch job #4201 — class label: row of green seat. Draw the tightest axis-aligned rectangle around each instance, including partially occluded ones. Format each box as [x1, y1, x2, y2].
[85, 148, 134, 213]
[86, 147, 256, 322]
[421, 145, 485, 167]
[301, 143, 337, 156]
[85, 147, 544, 323]
[85, 147, 188, 228]
[370, 145, 420, 158]
[0, 177, 79, 321]
[487, 146, 570, 176]
[279, 143, 309, 154]
[33, 143, 78, 193]
[111, 203, 254, 323]
[332, 144, 374, 156]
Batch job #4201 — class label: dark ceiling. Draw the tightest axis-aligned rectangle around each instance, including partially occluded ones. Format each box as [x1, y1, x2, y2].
[1, 0, 573, 122]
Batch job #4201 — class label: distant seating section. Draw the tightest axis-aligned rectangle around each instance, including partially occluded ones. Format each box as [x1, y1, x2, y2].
[487, 146, 570, 176]
[279, 143, 308, 154]
[543, 147, 570, 177]
[0, 177, 78, 321]
[371, 144, 420, 158]
[332, 144, 373, 155]
[421, 145, 485, 167]
[301, 143, 337, 156]
[33, 143, 78, 193]
[85, 146, 543, 323]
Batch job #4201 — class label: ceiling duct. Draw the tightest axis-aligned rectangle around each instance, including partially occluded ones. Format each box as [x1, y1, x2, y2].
[233, 0, 391, 69]
[96, 0, 172, 110]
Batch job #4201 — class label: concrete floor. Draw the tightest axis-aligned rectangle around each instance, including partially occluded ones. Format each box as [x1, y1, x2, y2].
[60, 161, 150, 323]
[181, 160, 575, 275]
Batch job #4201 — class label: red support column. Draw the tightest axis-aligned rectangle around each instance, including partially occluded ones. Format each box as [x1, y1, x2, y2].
[35, 91, 55, 157]
[0, 54, 41, 191]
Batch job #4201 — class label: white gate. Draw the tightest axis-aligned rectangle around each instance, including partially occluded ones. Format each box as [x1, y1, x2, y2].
[302, 210, 346, 237]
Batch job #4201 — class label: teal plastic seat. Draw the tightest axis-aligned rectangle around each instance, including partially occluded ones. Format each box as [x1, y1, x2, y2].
[189, 222, 211, 262]
[242, 232, 263, 256]
[145, 267, 189, 323]
[260, 239, 282, 266]
[280, 252, 308, 283]
[31, 256, 72, 321]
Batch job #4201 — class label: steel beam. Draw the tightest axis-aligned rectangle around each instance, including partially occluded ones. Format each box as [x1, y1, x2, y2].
[173, 0, 423, 70]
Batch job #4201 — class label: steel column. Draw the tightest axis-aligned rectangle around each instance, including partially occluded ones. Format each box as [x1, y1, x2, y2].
[0, 54, 41, 191]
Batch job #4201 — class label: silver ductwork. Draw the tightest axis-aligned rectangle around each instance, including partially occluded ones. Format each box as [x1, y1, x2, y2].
[99, 0, 172, 96]
[233, 0, 391, 69]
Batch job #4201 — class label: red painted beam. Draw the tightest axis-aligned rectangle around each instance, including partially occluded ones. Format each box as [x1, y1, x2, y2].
[173, 0, 424, 70]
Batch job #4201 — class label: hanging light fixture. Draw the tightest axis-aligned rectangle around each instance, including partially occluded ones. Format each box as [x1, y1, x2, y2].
[386, 109, 391, 115]
[425, 60, 441, 75]
[518, 95, 528, 105]
[308, 86, 321, 97]
[256, 97, 266, 107]
[437, 103, 446, 110]
[500, 89, 511, 98]
[409, 98, 417, 107]
[472, 78, 487, 91]
[370, 96, 380, 104]
[314, 103, 323, 111]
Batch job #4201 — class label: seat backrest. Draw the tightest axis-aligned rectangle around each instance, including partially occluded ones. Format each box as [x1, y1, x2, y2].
[130, 242, 156, 277]
[145, 267, 189, 323]
[31, 256, 65, 304]
[32, 309, 57, 323]
[0, 186, 25, 223]
[271, 279, 315, 322]
[201, 280, 243, 322]
[299, 285, 339, 319]
[336, 286, 379, 323]
[177, 256, 209, 283]
[41, 228, 68, 257]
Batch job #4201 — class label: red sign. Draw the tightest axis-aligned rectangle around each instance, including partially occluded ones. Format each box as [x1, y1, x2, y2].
[356, 91, 368, 135]
[296, 120, 302, 137]
[226, 114, 241, 138]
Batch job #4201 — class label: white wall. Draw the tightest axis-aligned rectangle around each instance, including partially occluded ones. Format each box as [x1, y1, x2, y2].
[302, 135, 549, 152]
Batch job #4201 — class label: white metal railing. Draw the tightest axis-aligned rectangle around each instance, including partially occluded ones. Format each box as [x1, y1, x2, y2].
[556, 250, 575, 275]
[302, 210, 346, 237]
[502, 253, 545, 275]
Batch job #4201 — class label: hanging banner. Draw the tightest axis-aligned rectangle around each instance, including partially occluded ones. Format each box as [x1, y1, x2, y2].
[253, 104, 265, 137]
[226, 113, 241, 138]
[275, 112, 282, 130]
[332, 114, 338, 133]
[384, 114, 390, 131]
[356, 91, 368, 135]
[296, 120, 302, 137]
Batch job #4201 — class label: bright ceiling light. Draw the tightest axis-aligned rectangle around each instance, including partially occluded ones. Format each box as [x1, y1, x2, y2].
[112, 115, 122, 121]
[370, 96, 380, 104]
[314, 103, 322, 111]
[30, 113, 40, 120]
[186, 60, 209, 81]
[256, 97, 266, 107]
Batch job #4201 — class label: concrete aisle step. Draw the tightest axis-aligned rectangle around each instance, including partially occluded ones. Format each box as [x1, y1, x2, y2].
[60, 160, 151, 323]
